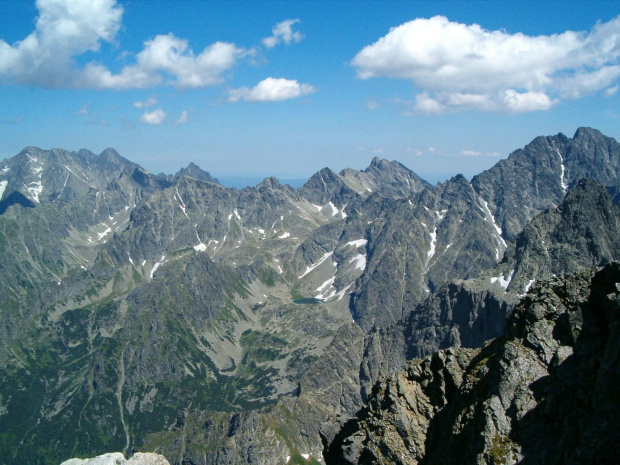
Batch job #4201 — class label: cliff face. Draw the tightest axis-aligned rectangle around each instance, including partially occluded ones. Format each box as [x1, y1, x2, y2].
[329, 263, 620, 465]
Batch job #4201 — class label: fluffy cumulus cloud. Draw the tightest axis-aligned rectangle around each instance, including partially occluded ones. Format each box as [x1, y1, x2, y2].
[0, 0, 123, 87]
[352, 15, 620, 114]
[80, 34, 246, 89]
[0, 0, 246, 89]
[229, 77, 316, 102]
[262, 19, 304, 48]
[139, 108, 165, 125]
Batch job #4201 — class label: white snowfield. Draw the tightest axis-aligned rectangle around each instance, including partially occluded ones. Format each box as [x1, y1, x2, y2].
[60, 452, 170, 465]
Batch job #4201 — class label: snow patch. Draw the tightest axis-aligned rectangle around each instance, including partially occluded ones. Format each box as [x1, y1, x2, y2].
[524, 279, 536, 293]
[349, 253, 367, 271]
[316, 277, 335, 294]
[149, 255, 165, 280]
[435, 209, 448, 220]
[25, 181, 43, 203]
[299, 252, 333, 278]
[327, 201, 338, 216]
[313, 204, 323, 211]
[194, 243, 207, 252]
[97, 226, 112, 240]
[554, 147, 569, 192]
[278, 232, 291, 239]
[426, 227, 437, 266]
[345, 239, 367, 248]
[490, 270, 514, 290]
[0, 180, 7, 199]
[175, 188, 190, 220]
[234, 209, 241, 220]
[336, 283, 353, 301]
[1, 167, 9, 173]
[478, 197, 507, 259]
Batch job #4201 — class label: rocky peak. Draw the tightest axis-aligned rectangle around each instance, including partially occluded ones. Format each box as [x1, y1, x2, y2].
[175, 162, 219, 184]
[472, 127, 620, 241]
[98, 147, 124, 165]
[299, 166, 357, 205]
[363, 157, 430, 193]
[257, 176, 282, 190]
[573, 126, 606, 144]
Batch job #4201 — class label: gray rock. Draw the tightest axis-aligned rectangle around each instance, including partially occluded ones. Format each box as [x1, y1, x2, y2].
[328, 264, 620, 465]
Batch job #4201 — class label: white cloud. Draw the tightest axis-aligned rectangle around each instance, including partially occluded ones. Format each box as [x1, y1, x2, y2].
[0, 0, 123, 87]
[77, 34, 246, 89]
[139, 108, 165, 125]
[460, 150, 500, 157]
[229, 77, 316, 102]
[605, 85, 619, 97]
[352, 15, 620, 114]
[365, 99, 380, 110]
[262, 19, 303, 48]
[133, 97, 157, 108]
[175, 110, 190, 125]
[0, 0, 246, 89]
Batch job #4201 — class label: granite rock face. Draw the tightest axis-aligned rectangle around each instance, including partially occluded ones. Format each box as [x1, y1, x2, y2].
[329, 263, 620, 465]
[472, 127, 620, 241]
[496, 177, 620, 295]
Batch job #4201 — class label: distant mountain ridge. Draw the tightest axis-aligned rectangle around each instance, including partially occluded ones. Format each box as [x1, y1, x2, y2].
[0, 128, 619, 464]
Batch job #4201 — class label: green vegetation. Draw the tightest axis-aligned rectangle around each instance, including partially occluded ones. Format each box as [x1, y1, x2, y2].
[490, 434, 514, 465]
[290, 284, 304, 301]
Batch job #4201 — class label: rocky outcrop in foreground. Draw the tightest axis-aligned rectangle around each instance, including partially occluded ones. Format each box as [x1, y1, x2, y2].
[61, 452, 169, 465]
[328, 263, 620, 464]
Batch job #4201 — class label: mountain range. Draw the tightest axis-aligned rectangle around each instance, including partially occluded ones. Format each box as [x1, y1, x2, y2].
[0, 127, 618, 464]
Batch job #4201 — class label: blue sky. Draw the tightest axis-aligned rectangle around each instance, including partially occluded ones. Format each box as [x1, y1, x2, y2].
[1, 0, 619, 185]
